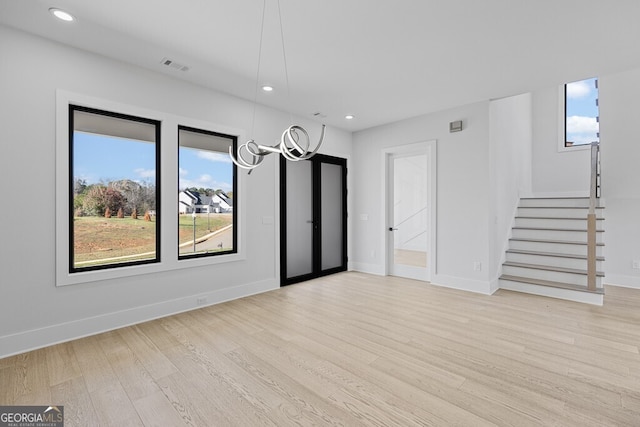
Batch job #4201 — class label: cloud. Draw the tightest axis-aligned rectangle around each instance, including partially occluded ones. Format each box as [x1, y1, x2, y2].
[197, 151, 231, 163]
[179, 167, 188, 176]
[566, 80, 592, 99]
[566, 115, 598, 134]
[134, 168, 156, 178]
[566, 115, 599, 145]
[179, 174, 232, 192]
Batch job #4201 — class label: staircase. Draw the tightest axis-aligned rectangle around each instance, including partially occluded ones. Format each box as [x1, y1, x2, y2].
[499, 197, 605, 305]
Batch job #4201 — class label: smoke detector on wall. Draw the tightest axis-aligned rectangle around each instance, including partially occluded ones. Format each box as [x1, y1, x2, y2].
[160, 57, 190, 72]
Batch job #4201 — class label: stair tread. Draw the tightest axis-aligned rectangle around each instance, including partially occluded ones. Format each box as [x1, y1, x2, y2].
[506, 249, 604, 261]
[500, 274, 604, 294]
[503, 261, 604, 276]
[519, 206, 604, 209]
[516, 216, 604, 220]
[513, 226, 604, 232]
[509, 237, 604, 246]
[521, 197, 589, 199]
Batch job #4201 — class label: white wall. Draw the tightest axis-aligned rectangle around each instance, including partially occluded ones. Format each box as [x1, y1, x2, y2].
[352, 101, 493, 294]
[531, 86, 590, 196]
[528, 69, 640, 289]
[599, 68, 640, 289]
[488, 93, 533, 291]
[0, 25, 352, 357]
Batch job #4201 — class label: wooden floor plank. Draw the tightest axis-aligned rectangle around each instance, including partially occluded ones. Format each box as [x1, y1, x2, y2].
[155, 370, 238, 427]
[2, 272, 640, 426]
[50, 377, 100, 426]
[70, 335, 119, 394]
[45, 341, 82, 387]
[13, 348, 51, 405]
[88, 382, 144, 426]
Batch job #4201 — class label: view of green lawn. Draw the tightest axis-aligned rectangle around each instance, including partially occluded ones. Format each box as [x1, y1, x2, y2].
[178, 213, 232, 245]
[73, 213, 233, 267]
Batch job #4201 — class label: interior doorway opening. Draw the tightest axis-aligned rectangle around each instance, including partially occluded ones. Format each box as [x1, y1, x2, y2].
[383, 141, 436, 282]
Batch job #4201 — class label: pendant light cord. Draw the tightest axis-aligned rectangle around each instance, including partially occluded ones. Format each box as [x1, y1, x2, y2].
[276, 0, 294, 125]
[250, 0, 267, 139]
[229, 0, 326, 173]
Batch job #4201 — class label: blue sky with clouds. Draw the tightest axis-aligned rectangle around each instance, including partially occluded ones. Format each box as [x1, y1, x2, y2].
[74, 133, 232, 192]
[179, 146, 233, 192]
[566, 77, 599, 146]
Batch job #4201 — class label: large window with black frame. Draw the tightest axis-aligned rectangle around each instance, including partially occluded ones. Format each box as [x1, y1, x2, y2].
[178, 125, 237, 259]
[70, 105, 160, 272]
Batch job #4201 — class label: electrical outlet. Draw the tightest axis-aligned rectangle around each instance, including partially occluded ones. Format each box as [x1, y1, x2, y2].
[196, 297, 208, 306]
[473, 262, 482, 272]
[632, 260, 640, 270]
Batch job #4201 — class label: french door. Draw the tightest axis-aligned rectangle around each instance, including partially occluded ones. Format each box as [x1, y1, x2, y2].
[280, 154, 347, 286]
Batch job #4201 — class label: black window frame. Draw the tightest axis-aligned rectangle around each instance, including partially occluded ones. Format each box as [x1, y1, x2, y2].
[69, 104, 161, 273]
[564, 77, 599, 148]
[177, 125, 238, 261]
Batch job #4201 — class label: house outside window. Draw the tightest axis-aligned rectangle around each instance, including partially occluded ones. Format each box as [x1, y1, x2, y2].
[178, 125, 237, 259]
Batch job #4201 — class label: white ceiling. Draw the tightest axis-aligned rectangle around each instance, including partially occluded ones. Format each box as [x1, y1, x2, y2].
[2, 0, 640, 131]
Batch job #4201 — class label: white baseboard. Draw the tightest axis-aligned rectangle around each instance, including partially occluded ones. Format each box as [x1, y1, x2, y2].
[0, 278, 278, 359]
[489, 277, 501, 294]
[604, 274, 640, 290]
[352, 263, 492, 294]
[351, 261, 385, 276]
[431, 274, 492, 295]
[499, 280, 603, 305]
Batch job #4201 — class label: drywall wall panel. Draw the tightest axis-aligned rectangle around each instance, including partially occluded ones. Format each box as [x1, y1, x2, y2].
[599, 68, 640, 289]
[352, 101, 492, 293]
[0, 25, 352, 356]
[531, 86, 590, 196]
[489, 93, 533, 289]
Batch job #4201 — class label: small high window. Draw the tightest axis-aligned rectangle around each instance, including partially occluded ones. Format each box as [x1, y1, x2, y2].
[70, 105, 160, 272]
[565, 77, 599, 147]
[178, 126, 237, 259]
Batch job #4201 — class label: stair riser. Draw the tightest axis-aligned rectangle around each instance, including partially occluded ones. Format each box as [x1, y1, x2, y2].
[520, 198, 594, 208]
[515, 217, 604, 229]
[517, 207, 604, 218]
[506, 253, 602, 270]
[501, 265, 601, 286]
[511, 229, 603, 242]
[499, 280, 604, 305]
[508, 240, 603, 256]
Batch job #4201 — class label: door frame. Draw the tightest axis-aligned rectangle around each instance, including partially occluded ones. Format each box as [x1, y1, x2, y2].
[381, 140, 437, 281]
[280, 153, 348, 286]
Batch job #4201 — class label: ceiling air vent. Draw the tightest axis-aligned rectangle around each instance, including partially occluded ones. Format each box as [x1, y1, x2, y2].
[160, 57, 190, 72]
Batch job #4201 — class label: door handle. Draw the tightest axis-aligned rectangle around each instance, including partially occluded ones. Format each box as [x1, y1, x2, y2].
[388, 227, 398, 231]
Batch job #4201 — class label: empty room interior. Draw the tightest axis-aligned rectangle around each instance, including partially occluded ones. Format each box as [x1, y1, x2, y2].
[1, 1, 640, 425]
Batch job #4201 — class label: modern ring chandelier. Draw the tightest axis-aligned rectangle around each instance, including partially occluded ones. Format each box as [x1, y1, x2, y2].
[229, 0, 325, 173]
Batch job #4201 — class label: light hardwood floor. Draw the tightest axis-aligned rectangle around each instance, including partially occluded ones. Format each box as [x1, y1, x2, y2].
[2, 272, 640, 426]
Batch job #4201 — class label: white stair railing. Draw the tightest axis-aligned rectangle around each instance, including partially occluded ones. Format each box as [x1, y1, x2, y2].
[587, 141, 600, 291]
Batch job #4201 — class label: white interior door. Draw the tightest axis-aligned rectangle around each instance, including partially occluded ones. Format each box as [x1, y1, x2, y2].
[388, 151, 430, 281]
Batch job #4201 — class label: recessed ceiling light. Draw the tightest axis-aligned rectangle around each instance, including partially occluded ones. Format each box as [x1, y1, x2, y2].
[49, 8, 75, 22]
[345, 115, 355, 120]
[262, 85, 274, 92]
